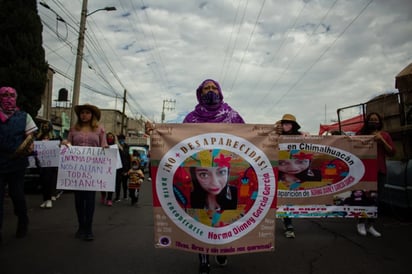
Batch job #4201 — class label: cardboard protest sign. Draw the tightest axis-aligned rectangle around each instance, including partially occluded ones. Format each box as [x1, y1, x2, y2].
[276, 135, 378, 218]
[28, 140, 60, 168]
[57, 146, 118, 191]
[109, 144, 123, 170]
[150, 123, 278, 255]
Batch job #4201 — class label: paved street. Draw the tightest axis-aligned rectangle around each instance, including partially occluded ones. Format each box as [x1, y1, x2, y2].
[1, 179, 411, 274]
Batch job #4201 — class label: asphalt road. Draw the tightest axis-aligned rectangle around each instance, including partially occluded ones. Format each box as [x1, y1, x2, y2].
[1, 179, 411, 274]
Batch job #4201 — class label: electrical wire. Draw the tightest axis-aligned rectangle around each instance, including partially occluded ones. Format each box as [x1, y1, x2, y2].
[262, 0, 374, 114]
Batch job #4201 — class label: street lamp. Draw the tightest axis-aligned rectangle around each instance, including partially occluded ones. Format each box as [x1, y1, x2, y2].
[70, 0, 116, 126]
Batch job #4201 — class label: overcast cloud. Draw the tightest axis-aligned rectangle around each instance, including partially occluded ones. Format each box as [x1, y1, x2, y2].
[38, 0, 412, 133]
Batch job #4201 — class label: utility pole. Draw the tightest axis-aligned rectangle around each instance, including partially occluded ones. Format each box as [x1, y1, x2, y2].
[161, 99, 176, 123]
[70, 0, 88, 127]
[121, 89, 127, 135]
[69, 0, 116, 126]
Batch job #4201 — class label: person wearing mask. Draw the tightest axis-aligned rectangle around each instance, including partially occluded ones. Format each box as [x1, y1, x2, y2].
[127, 160, 144, 206]
[62, 104, 108, 241]
[0, 87, 37, 242]
[275, 114, 308, 239]
[355, 112, 395, 237]
[147, 79, 244, 274]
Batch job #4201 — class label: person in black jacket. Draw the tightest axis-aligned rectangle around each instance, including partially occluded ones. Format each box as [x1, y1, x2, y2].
[115, 134, 131, 201]
[0, 87, 38, 242]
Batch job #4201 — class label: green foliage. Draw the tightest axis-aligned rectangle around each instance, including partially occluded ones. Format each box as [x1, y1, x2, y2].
[0, 0, 48, 118]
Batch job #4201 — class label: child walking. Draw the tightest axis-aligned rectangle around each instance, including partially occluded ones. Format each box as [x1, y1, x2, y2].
[127, 160, 144, 206]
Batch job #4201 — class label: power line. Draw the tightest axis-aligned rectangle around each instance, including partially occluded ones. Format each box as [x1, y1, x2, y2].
[252, 0, 338, 113]
[262, 0, 374, 113]
[220, 0, 250, 87]
[227, 0, 267, 97]
[246, 0, 308, 96]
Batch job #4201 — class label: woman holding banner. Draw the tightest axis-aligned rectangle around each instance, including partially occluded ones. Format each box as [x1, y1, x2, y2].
[356, 112, 395, 237]
[146, 79, 244, 274]
[62, 104, 107, 241]
[274, 114, 308, 239]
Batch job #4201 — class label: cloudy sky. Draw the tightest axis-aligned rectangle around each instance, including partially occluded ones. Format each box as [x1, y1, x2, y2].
[37, 0, 412, 134]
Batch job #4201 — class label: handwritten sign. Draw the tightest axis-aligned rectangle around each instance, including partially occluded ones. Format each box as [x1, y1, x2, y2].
[28, 140, 60, 168]
[110, 144, 123, 169]
[57, 146, 117, 191]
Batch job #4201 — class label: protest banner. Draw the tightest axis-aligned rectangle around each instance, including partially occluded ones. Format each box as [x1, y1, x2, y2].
[57, 146, 118, 191]
[150, 123, 278, 255]
[28, 140, 60, 168]
[276, 135, 378, 218]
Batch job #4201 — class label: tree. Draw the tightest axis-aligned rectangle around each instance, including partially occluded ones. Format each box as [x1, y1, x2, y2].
[0, 0, 48, 118]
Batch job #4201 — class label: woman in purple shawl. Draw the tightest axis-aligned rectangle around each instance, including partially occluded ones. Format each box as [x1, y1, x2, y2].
[183, 79, 244, 123]
[184, 79, 244, 273]
[145, 79, 244, 274]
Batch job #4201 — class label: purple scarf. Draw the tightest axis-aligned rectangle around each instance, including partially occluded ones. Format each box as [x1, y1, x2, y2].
[183, 79, 245, 124]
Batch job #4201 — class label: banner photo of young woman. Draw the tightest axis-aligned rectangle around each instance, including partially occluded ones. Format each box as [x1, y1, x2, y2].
[150, 123, 278, 255]
[277, 135, 378, 219]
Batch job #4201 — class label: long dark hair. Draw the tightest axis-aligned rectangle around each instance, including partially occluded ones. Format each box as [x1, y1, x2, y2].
[281, 121, 301, 135]
[189, 167, 231, 209]
[36, 121, 56, 140]
[359, 112, 383, 134]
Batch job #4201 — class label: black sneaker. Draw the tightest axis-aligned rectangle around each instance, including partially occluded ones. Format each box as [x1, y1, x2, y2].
[75, 229, 85, 240]
[84, 232, 94, 241]
[16, 217, 28, 238]
[215, 255, 228, 266]
[199, 263, 210, 274]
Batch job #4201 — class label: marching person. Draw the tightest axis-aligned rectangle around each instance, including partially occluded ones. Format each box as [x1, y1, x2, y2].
[355, 112, 395, 237]
[0, 87, 37, 242]
[275, 114, 308, 239]
[147, 79, 244, 274]
[62, 104, 108, 241]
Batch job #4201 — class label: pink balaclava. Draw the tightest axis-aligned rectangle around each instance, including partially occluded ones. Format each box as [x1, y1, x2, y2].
[0, 86, 18, 122]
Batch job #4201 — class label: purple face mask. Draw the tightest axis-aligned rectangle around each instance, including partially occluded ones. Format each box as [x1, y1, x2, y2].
[200, 91, 221, 105]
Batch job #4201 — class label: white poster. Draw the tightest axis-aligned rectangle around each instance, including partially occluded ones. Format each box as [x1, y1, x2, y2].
[28, 140, 60, 168]
[57, 146, 118, 191]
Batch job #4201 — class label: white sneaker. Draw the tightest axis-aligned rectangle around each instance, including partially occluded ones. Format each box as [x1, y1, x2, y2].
[45, 200, 53, 209]
[40, 201, 47, 208]
[285, 230, 295, 239]
[51, 196, 56, 201]
[367, 226, 381, 237]
[357, 223, 367, 236]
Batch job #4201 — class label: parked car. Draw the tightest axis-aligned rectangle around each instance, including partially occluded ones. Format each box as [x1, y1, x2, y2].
[129, 145, 149, 171]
